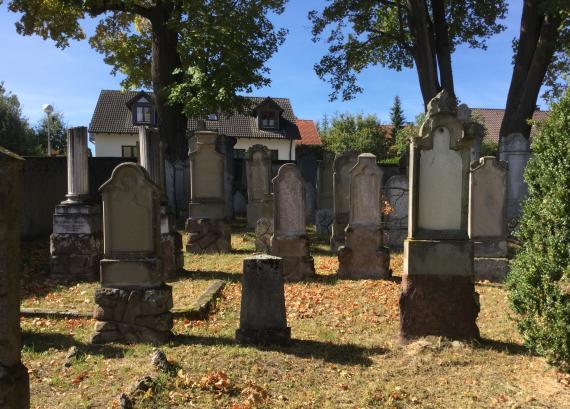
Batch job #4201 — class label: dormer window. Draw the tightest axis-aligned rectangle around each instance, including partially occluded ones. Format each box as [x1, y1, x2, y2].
[260, 111, 278, 129]
[136, 105, 153, 124]
[127, 93, 156, 126]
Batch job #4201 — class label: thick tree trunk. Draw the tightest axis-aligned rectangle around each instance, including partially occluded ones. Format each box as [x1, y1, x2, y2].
[500, 0, 559, 145]
[431, 0, 456, 104]
[150, 4, 188, 161]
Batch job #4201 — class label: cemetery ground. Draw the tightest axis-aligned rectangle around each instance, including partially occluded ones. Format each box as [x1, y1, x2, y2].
[19, 222, 570, 409]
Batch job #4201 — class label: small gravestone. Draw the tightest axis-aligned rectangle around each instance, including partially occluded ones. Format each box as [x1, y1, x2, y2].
[93, 163, 173, 344]
[255, 217, 273, 253]
[400, 90, 480, 340]
[330, 152, 358, 251]
[139, 127, 183, 278]
[271, 164, 315, 280]
[317, 151, 334, 210]
[0, 147, 30, 408]
[338, 154, 390, 279]
[50, 127, 102, 281]
[315, 208, 333, 238]
[235, 255, 290, 346]
[469, 156, 509, 281]
[383, 174, 409, 249]
[245, 145, 273, 228]
[185, 130, 231, 253]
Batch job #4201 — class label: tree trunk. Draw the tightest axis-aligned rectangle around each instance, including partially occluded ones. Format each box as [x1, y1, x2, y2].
[500, 0, 559, 145]
[431, 0, 456, 104]
[150, 4, 187, 161]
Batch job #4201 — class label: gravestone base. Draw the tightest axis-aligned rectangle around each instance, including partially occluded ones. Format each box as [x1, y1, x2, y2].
[337, 226, 390, 279]
[92, 285, 173, 344]
[473, 239, 508, 258]
[50, 203, 102, 281]
[185, 218, 231, 253]
[255, 218, 273, 253]
[400, 239, 479, 340]
[330, 220, 348, 252]
[474, 258, 510, 282]
[271, 236, 315, 281]
[235, 327, 291, 346]
[160, 206, 184, 278]
[315, 209, 333, 239]
[0, 363, 30, 409]
[247, 201, 272, 229]
[101, 258, 163, 288]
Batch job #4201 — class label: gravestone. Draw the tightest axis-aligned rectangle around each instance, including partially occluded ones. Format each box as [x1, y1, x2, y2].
[400, 91, 480, 340]
[271, 164, 315, 280]
[317, 151, 334, 210]
[330, 152, 358, 251]
[245, 145, 273, 228]
[315, 208, 333, 239]
[297, 147, 319, 223]
[216, 134, 237, 219]
[235, 255, 290, 346]
[139, 127, 183, 278]
[469, 156, 509, 281]
[255, 217, 273, 253]
[50, 127, 102, 280]
[185, 130, 231, 253]
[499, 133, 530, 230]
[93, 163, 173, 344]
[0, 147, 30, 409]
[338, 154, 390, 279]
[383, 174, 409, 249]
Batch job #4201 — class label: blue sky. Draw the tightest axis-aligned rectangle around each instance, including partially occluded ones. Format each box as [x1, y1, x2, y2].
[0, 0, 534, 129]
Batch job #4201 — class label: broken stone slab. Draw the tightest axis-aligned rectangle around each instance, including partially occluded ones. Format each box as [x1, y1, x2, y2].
[185, 217, 231, 254]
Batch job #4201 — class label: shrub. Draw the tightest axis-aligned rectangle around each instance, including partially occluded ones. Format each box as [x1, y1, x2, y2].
[506, 90, 570, 371]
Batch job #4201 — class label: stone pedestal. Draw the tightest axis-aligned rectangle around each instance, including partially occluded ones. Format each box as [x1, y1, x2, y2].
[185, 218, 231, 253]
[247, 200, 273, 229]
[338, 226, 390, 279]
[271, 235, 315, 281]
[235, 255, 290, 346]
[255, 217, 273, 253]
[92, 285, 173, 344]
[50, 203, 102, 281]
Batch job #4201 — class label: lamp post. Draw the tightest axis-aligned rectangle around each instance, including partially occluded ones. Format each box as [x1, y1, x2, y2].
[42, 104, 54, 156]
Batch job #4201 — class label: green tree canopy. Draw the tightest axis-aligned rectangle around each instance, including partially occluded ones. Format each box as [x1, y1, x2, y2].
[389, 95, 406, 137]
[0, 82, 40, 155]
[35, 110, 67, 154]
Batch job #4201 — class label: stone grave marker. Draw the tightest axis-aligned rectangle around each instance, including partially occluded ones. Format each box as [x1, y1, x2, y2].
[338, 154, 390, 279]
[330, 152, 357, 251]
[271, 164, 315, 280]
[245, 144, 273, 228]
[400, 90, 480, 340]
[383, 174, 409, 249]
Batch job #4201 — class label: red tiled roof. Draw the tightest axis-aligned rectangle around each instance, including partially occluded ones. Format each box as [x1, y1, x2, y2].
[472, 108, 549, 143]
[296, 119, 322, 145]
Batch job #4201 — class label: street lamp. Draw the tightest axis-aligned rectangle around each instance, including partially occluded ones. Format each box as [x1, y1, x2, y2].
[42, 104, 54, 156]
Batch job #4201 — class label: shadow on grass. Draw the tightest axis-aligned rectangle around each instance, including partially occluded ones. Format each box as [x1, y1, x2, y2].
[310, 274, 402, 286]
[22, 331, 127, 358]
[474, 338, 531, 356]
[171, 269, 241, 283]
[173, 334, 387, 366]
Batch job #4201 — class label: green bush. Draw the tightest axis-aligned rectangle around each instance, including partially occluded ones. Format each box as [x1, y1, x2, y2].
[506, 90, 570, 371]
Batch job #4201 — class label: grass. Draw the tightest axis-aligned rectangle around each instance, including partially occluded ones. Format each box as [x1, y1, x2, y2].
[19, 225, 570, 408]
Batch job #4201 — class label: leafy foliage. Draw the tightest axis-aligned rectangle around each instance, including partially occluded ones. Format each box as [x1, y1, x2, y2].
[390, 113, 424, 157]
[389, 95, 406, 137]
[319, 112, 391, 160]
[35, 110, 68, 154]
[0, 82, 41, 155]
[506, 89, 570, 371]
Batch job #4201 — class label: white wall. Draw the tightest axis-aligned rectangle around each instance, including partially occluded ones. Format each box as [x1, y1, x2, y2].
[234, 137, 295, 161]
[93, 132, 138, 157]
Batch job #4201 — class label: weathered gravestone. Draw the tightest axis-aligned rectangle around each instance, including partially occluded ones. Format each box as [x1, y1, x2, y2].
[271, 164, 315, 281]
[139, 127, 183, 278]
[338, 154, 390, 279]
[255, 217, 273, 253]
[50, 127, 102, 281]
[0, 147, 30, 409]
[383, 174, 409, 249]
[469, 156, 509, 281]
[216, 134, 237, 219]
[400, 91, 480, 340]
[185, 130, 231, 253]
[235, 255, 290, 346]
[499, 133, 530, 230]
[92, 163, 173, 344]
[245, 145, 273, 228]
[330, 152, 358, 251]
[316, 152, 334, 238]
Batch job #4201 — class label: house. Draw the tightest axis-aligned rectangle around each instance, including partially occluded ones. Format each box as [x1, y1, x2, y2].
[89, 90, 320, 160]
[471, 108, 549, 144]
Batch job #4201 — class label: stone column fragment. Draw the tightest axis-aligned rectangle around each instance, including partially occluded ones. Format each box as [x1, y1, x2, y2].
[236, 255, 290, 346]
[0, 147, 30, 409]
[64, 127, 89, 203]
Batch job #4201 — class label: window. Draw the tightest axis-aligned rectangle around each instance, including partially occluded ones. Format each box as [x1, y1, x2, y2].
[259, 111, 277, 129]
[122, 145, 138, 158]
[207, 113, 218, 121]
[136, 105, 152, 124]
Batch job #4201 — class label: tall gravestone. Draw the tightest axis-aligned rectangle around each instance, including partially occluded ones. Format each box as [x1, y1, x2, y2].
[185, 130, 231, 253]
[271, 164, 315, 280]
[316, 152, 334, 238]
[499, 133, 530, 229]
[400, 91, 480, 340]
[216, 134, 237, 219]
[50, 127, 102, 280]
[330, 152, 358, 251]
[338, 154, 390, 278]
[469, 156, 509, 281]
[139, 127, 183, 278]
[92, 163, 173, 344]
[0, 147, 30, 408]
[383, 173, 409, 249]
[245, 145, 273, 228]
